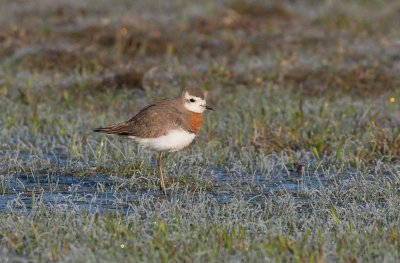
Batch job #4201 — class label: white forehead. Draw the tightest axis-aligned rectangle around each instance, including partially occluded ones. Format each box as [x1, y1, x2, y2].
[185, 93, 205, 102]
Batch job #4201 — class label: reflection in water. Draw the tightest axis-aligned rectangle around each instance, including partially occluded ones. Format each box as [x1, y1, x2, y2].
[0, 164, 338, 213]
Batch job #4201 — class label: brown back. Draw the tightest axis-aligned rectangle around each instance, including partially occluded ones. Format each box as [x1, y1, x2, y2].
[94, 98, 196, 138]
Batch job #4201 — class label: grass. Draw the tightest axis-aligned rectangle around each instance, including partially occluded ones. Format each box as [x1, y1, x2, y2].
[0, 0, 399, 262]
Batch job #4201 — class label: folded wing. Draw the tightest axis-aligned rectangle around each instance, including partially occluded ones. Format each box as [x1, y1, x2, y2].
[93, 99, 188, 138]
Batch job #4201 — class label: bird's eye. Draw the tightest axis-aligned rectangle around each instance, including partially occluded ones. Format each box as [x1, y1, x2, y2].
[189, 98, 195, 103]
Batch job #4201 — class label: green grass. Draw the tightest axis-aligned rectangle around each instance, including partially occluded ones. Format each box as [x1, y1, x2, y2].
[0, 0, 399, 262]
[1, 192, 399, 262]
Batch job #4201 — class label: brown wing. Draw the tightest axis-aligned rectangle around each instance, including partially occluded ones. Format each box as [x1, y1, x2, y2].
[93, 99, 190, 138]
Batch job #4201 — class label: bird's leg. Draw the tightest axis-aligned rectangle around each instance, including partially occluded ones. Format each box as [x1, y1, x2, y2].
[157, 152, 166, 194]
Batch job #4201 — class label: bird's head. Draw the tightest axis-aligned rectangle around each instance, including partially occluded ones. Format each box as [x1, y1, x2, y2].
[181, 88, 213, 113]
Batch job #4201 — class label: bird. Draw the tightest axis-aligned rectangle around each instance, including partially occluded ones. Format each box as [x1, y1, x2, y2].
[93, 88, 213, 194]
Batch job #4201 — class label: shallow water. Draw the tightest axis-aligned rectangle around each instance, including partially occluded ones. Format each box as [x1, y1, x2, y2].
[0, 162, 335, 213]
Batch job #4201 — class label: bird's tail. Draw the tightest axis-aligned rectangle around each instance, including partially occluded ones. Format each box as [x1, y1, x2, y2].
[93, 122, 130, 135]
[93, 127, 110, 133]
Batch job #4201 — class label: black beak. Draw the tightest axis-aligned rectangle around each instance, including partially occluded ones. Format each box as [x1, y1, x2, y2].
[206, 105, 214, 111]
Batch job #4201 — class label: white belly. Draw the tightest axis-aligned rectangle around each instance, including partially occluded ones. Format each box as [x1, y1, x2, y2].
[130, 129, 196, 152]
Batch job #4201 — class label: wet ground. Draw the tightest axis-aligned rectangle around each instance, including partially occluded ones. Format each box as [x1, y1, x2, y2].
[0, 155, 372, 213]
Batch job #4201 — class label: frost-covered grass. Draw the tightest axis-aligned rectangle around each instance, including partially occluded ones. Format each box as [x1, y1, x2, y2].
[0, 0, 399, 262]
[1, 187, 399, 262]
